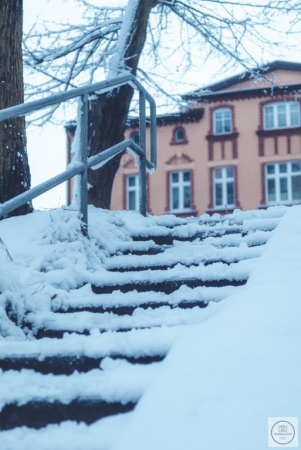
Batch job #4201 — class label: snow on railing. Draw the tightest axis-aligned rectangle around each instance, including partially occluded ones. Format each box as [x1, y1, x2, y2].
[0, 74, 157, 233]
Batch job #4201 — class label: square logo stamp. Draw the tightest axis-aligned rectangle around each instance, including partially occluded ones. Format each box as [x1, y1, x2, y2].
[268, 417, 298, 447]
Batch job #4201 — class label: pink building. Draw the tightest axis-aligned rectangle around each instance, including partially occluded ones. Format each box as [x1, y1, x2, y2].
[68, 61, 301, 216]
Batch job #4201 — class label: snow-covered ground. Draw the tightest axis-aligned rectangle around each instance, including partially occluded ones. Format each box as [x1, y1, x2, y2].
[0, 205, 300, 449]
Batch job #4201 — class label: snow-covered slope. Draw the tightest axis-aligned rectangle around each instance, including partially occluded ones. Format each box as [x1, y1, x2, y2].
[0, 205, 298, 449]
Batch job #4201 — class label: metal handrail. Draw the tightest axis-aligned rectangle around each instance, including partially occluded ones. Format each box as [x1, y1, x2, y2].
[0, 74, 157, 231]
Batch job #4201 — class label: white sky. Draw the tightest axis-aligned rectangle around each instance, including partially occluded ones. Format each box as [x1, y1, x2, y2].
[23, 0, 301, 209]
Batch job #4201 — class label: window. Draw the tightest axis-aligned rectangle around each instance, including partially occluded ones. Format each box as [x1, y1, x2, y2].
[213, 166, 235, 208]
[130, 132, 140, 145]
[170, 171, 191, 211]
[265, 161, 301, 204]
[126, 175, 139, 210]
[174, 127, 185, 142]
[213, 108, 232, 135]
[263, 102, 300, 130]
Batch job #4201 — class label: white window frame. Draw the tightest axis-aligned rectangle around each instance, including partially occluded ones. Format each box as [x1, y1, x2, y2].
[263, 101, 300, 130]
[213, 107, 232, 135]
[126, 174, 139, 210]
[265, 161, 301, 205]
[213, 166, 235, 209]
[169, 170, 191, 212]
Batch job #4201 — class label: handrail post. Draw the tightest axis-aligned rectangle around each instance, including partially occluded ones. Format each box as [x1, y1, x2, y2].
[79, 93, 88, 234]
[139, 90, 147, 216]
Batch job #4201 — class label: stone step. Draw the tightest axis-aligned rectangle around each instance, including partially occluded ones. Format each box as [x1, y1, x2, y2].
[108, 260, 241, 273]
[0, 354, 165, 375]
[91, 277, 246, 295]
[53, 299, 208, 315]
[131, 228, 243, 246]
[0, 400, 135, 431]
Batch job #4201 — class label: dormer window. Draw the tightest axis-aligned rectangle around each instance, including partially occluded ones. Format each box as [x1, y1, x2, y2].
[170, 126, 187, 145]
[263, 101, 300, 130]
[213, 107, 232, 135]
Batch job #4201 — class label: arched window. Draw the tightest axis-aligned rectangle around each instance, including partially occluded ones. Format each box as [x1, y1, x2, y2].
[263, 101, 300, 130]
[174, 127, 185, 142]
[213, 107, 232, 135]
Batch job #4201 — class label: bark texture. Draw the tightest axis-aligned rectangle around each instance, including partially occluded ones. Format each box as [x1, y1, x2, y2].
[0, 0, 32, 216]
[87, 0, 153, 209]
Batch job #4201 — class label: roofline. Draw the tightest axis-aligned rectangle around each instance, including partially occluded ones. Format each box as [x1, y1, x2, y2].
[65, 108, 205, 135]
[126, 107, 204, 128]
[183, 60, 301, 100]
[183, 83, 301, 102]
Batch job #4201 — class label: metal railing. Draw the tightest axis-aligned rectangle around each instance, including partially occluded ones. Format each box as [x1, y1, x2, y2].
[0, 74, 157, 232]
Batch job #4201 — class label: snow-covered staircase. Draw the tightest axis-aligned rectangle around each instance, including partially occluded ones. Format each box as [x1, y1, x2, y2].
[0, 207, 286, 439]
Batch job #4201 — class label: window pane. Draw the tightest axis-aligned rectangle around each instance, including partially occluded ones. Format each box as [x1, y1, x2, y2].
[292, 176, 301, 200]
[215, 183, 223, 206]
[183, 186, 191, 208]
[128, 176, 136, 187]
[224, 117, 231, 133]
[279, 163, 287, 173]
[290, 103, 300, 126]
[183, 171, 190, 182]
[226, 166, 234, 178]
[227, 182, 234, 205]
[265, 106, 274, 129]
[128, 191, 136, 210]
[277, 104, 287, 127]
[172, 187, 179, 209]
[215, 119, 223, 134]
[267, 179, 276, 202]
[267, 165, 275, 175]
[172, 172, 179, 183]
[214, 168, 222, 179]
[280, 178, 288, 201]
[292, 162, 301, 172]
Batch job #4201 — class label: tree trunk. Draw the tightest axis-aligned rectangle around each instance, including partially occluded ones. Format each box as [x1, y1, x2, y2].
[0, 0, 32, 217]
[87, 0, 153, 209]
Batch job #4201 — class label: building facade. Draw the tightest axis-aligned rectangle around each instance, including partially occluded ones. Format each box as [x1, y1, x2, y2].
[109, 61, 301, 216]
[66, 61, 301, 216]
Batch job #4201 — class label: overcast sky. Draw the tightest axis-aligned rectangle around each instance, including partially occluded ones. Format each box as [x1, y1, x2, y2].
[23, 0, 301, 209]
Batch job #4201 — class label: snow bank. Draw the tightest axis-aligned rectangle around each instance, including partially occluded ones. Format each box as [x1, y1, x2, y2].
[110, 206, 301, 450]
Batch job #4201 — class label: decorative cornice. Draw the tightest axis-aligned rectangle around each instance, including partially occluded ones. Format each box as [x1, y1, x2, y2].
[206, 132, 239, 142]
[165, 152, 193, 165]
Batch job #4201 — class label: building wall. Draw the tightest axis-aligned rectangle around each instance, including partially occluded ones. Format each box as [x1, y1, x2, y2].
[111, 69, 301, 216]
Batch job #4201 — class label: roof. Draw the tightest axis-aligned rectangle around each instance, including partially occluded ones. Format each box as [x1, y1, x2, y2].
[65, 108, 205, 135]
[183, 60, 301, 101]
[126, 107, 204, 128]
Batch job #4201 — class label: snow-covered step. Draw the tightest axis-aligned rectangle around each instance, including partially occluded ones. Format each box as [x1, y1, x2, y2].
[106, 243, 264, 272]
[53, 285, 240, 313]
[0, 358, 160, 430]
[90, 258, 254, 295]
[27, 301, 222, 338]
[54, 299, 208, 316]
[0, 326, 179, 360]
[0, 354, 164, 375]
[130, 226, 243, 245]
[0, 399, 135, 431]
[129, 217, 280, 244]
